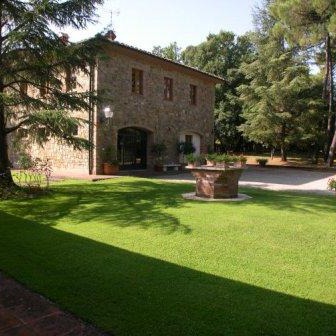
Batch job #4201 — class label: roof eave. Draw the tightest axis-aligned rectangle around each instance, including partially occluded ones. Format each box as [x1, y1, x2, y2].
[107, 40, 225, 84]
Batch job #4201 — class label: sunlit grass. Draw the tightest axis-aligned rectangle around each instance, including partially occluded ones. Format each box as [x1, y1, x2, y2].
[0, 177, 335, 335]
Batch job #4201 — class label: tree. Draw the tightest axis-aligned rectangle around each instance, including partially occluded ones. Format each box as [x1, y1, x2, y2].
[0, 0, 105, 187]
[152, 42, 182, 63]
[296, 74, 328, 163]
[271, 0, 336, 165]
[238, 5, 312, 161]
[182, 31, 254, 151]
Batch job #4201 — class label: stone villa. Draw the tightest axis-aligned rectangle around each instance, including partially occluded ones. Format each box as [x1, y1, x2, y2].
[16, 33, 223, 174]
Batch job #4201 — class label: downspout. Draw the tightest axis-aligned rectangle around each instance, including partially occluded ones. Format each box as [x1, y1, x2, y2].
[88, 63, 95, 175]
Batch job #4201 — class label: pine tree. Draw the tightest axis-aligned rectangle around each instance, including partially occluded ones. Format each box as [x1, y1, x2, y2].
[0, 0, 105, 187]
[271, 0, 336, 165]
[238, 4, 312, 161]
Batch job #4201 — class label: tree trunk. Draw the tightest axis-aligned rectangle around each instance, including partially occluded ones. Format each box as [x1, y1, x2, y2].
[280, 125, 287, 162]
[0, 9, 15, 188]
[311, 144, 319, 165]
[324, 34, 335, 162]
[280, 146, 287, 162]
[0, 106, 14, 187]
[327, 132, 336, 167]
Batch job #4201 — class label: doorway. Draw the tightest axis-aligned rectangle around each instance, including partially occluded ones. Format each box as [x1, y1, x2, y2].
[118, 128, 147, 170]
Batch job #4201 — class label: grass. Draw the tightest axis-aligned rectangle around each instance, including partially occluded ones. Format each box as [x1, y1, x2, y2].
[0, 177, 335, 335]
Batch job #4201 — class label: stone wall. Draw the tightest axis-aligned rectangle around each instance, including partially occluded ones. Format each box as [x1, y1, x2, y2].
[95, 47, 216, 173]
[11, 70, 93, 174]
[10, 44, 218, 175]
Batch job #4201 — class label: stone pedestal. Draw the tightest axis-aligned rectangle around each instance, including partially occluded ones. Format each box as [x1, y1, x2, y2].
[187, 167, 244, 199]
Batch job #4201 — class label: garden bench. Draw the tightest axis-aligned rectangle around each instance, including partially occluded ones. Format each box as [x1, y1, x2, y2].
[162, 164, 181, 172]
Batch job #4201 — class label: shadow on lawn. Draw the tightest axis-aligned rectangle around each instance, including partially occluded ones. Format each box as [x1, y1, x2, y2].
[2, 179, 193, 234]
[3, 178, 336, 227]
[0, 211, 335, 336]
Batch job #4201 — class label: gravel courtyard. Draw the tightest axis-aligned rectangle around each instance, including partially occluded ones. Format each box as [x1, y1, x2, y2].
[157, 167, 336, 195]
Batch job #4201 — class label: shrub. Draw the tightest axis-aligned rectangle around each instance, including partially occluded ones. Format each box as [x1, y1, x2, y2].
[327, 178, 336, 193]
[186, 153, 196, 164]
[256, 157, 268, 166]
[14, 153, 53, 192]
[197, 154, 207, 165]
[102, 146, 119, 165]
[205, 153, 247, 167]
[151, 142, 167, 164]
[206, 153, 216, 163]
[177, 141, 196, 155]
[17, 152, 34, 169]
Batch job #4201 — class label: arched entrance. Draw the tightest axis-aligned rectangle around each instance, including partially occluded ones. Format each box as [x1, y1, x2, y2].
[118, 128, 148, 170]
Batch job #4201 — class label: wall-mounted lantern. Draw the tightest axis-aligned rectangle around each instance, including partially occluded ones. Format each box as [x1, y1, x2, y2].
[100, 105, 114, 123]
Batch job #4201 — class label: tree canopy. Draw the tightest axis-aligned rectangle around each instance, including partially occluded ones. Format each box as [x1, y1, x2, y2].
[0, 0, 106, 186]
[152, 42, 183, 63]
[182, 31, 255, 151]
[271, 0, 336, 164]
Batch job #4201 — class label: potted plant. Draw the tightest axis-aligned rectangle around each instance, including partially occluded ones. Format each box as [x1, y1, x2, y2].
[236, 155, 247, 168]
[215, 154, 231, 168]
[227, 155, 239, 167]
[327, 178, 336, 195]
[206, 153, 216, 166]
[256, 157, 268, 167]
[151, 142, 167, 172]
[177, 141, 196, 165]
[102, 146, 119, 175]
[198, 154, 207, 166]
[186, 153, 197, 167]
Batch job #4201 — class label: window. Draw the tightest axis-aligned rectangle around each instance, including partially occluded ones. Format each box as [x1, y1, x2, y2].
[17, 128, 28, 139]
[37, 127, 50, 138]
[19, 83, 28, 97]
[164, 77, 173, 100]
[132, 68, 143, 94]
[39, 85, 48, 97]
[71, 125, 79, 136]
[65, 69, 77, 92]
[185, 134, 193, 144]
[39, 81, 51, 97]
[190, 84, 197, 105]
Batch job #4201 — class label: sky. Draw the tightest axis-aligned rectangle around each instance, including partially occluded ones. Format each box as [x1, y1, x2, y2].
[64, 0, 260, 51]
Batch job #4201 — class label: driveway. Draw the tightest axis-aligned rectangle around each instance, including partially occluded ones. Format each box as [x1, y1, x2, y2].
[157, 167, 336, 195]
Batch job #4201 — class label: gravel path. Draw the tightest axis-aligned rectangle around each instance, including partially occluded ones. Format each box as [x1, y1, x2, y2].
[157, 167, 336, 195]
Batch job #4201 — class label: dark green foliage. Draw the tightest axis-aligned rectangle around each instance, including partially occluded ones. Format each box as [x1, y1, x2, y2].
[151, 142, 167, 156]
[182, 31, 255, 151]
[177, 141, 195, 155]
[271, 0, 336, 165]
[238, 1, 327, 161]
[0, 0, 105, 186]
[151, 142, 167, 163]
[185, 153, 196, 163]
[101, 145, 119, 165]
[256, 157, 268, 166]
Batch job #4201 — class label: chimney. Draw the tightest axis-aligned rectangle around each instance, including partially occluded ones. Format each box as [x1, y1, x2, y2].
[60, 33, 69, 45]
[105, 30, 116, 41]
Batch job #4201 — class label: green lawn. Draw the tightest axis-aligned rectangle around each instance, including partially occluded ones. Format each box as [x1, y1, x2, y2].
[0, 177, 335, 335]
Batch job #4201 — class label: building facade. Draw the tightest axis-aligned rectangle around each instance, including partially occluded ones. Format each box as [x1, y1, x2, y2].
[13, 37, 223, 174]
